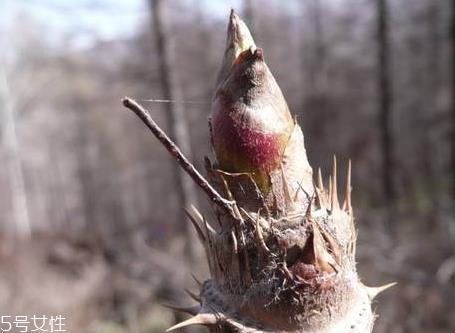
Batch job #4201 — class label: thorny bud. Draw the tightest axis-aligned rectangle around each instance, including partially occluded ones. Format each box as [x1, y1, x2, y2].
[165, 10, 394, 333]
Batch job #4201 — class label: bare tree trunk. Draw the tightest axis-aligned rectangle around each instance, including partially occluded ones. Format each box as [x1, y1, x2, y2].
[301, 0, 326, 97]
[299, 0, 329, 170]
[148, 0, 199, 264]
[0, 66, 31, 240]
[300, 3, 326, 117]
[422, 0, 441, 225]
[451, 0, 455, 205]
[311, 0, 326, 96]
[377, 0, 396, 230]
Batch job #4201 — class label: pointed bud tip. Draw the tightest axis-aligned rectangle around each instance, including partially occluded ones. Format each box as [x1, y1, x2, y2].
[226, 10, 256, 51]
[229, 8, 237, 22]
[216, 9, 257, 86]
[228, 9, 246, 32]
[166, 313, 217, 332]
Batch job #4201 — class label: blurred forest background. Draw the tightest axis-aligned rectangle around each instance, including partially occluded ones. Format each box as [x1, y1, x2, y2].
[0, 0, 454, 332]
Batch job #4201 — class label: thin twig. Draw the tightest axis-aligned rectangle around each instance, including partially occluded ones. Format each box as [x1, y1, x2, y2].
[122, 96, 235, 217]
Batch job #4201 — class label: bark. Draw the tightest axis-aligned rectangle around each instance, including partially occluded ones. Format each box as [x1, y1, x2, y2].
[422, 1, 441, 224]
[149, 0, 199, 264]
[311, 0, 326, 96]
[451, 0, 455, 203]
[300, 0, 329, 165]
[377, 0, 396, 229]
[301, 0, 326, 97]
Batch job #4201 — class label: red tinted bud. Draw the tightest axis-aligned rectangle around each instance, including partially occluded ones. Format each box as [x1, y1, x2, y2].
[211, 46, 294, 191]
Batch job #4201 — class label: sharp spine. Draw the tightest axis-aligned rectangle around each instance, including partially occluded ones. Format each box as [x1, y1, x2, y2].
[166, 313, 217, 331]
[331, 155, 340, 211]
[231, 230, 241, 282]
[305, 195, 313, 218]
[190, 205, 215, 234]
[328, 177, 333, 209]
[364, 282, 397, 300]
[346, 159, 353, 215]
[317, 167, 323, 190]
[184, 208, 205, 243]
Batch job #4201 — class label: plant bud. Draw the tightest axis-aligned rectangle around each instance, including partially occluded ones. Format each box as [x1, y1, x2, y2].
[210, 12, 313, 208]
[215, 9, 257, 87]
[211, 46, 294, 192]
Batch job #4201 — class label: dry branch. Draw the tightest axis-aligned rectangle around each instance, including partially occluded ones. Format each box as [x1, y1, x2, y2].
[121, 97, 235, 217]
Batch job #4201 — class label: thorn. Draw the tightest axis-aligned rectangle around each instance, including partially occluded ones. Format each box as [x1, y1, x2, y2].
[328, 177, 332, 208]
[231, 230, 239, 255]
[189, 206, 216, 258]
[218, 173, 243, 221]
[331, 155, 339, 211]
[342, 159, 351, 211]
[184, 288, 201, 302]
[317, 167, 323, 190]
[293, 178, 304, 202]
[231, 230, 241, 282]
[304, 195, 313, 218]
[351, 228, 358, 261]
[184, 208, 205, 243]
[245, 174, 269, 215]
[239, 207, 254, 224]
[365, 282, 397, 300]
[190, 205, 215, 234]
[294, 179, 311, 205]
[328, 175, 332, 199]
[346, 159, 352, 215]
[314, 184, 323, 209]
[281, 259, 294, 281]
[202, 217, 214, 249]
[190, 204, 204, 222]
[186, 207, 214, 269]
[219, 173, 234, 201]
[162, 304, 201, 315]
[166, 313, 217, 331]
